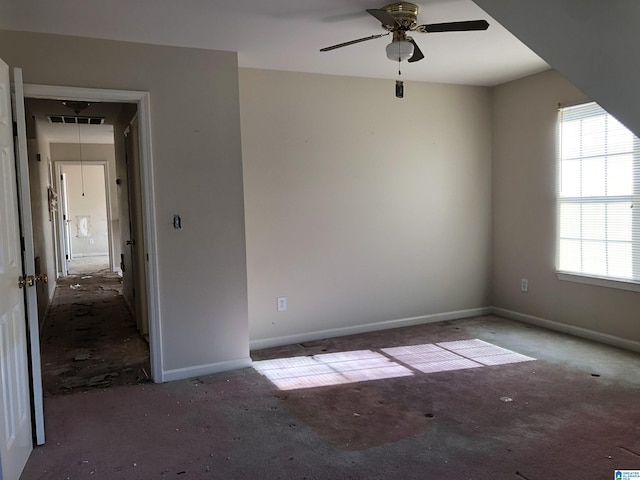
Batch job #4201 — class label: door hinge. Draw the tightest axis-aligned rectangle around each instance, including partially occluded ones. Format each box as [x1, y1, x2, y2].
[66, 254, 69, 260]
[60, 174, 64, 181]
[63, 214, 66, 221]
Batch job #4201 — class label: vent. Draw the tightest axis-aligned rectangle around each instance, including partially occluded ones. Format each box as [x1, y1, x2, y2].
[47, 115, 105, 125]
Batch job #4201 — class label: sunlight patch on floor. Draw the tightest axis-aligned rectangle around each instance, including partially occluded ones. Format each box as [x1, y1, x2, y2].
[382, 343, 482, 374]
[253, 350, 413, 390]
[436, 339, 535, 366]
[253, 339, 535, 391]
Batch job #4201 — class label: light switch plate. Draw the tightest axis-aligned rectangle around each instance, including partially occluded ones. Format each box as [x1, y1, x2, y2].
[277, 296, 287, 312]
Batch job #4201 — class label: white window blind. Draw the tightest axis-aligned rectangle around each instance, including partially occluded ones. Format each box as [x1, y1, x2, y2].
[558, 102, 640, 282]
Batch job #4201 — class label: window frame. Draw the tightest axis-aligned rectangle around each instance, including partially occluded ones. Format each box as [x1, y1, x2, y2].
[556, 101, 640, 291]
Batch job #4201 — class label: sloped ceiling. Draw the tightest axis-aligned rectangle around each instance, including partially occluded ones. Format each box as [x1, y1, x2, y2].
[474, 0, 640, 137]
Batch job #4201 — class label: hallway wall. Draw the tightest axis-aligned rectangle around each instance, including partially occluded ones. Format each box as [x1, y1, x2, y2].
[29, 123, 57, 327]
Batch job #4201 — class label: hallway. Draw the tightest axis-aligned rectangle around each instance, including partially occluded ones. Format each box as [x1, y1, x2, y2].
[40, 268, 150, 397]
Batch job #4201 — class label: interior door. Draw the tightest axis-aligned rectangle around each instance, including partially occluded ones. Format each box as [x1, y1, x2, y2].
[58, 170, 71, 276]
[13, 68, 45, 446]
[0, 58, 32, 480]
[125, 117, 148, 336]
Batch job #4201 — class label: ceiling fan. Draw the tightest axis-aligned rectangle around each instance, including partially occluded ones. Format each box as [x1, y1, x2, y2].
[320, 2, 489, 64]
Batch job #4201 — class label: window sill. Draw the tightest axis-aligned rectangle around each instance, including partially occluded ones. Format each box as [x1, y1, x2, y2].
[557, 272, 640, 293]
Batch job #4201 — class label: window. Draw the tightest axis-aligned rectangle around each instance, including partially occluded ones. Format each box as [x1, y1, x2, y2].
[558, 102, 640, 284]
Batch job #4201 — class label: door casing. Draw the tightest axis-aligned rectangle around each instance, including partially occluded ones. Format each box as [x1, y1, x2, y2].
[55, 161, 113, 267]
[24, 83, 163, 383]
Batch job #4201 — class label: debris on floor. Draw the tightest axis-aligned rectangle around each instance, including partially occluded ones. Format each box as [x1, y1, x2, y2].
[41, 273, 151, 396]
[87, 372, 119, 387]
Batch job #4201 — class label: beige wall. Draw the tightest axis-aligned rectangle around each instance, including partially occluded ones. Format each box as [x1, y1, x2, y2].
[240, 69, 492, 345]
[52, 144, 116, 259]
[0, 29, 249, 377]
[491, 69, 640, 343]
[59, 164, 109, 256]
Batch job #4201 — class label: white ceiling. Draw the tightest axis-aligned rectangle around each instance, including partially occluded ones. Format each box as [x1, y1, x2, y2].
[1, 0, 548, 86]
[36, 123, 115, 145]
[25, 98, 122, 145]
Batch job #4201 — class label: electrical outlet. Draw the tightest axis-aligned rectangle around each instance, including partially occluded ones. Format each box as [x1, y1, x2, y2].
[521, 279, 529, 292]
[277, 296, 287, 312]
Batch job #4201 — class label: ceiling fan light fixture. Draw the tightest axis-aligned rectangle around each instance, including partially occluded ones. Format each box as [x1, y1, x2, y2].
[385, 40, 414, 62]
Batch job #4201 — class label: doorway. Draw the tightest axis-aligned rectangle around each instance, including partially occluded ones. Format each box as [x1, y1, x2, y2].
[21, 84, 162, 395]
[24, 96, 153, 394]
[57, 162, 112, 275]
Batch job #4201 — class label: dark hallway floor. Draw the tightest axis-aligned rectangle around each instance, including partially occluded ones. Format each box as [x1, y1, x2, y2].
[40, 272, 150, 396]
[23, 315, 640, 479]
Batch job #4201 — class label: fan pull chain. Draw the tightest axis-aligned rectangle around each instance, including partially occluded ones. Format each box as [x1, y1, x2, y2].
[77, 124, 85, 197]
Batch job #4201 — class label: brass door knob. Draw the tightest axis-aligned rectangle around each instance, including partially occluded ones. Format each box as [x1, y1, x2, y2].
[36, 274, 48, 284]
[18, 275, 35, 288]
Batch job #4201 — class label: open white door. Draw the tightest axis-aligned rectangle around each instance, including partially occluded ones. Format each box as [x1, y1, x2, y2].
[0, 59, 33, 480]
[58, 171, 71, 276]
[13, 68, 45, 446]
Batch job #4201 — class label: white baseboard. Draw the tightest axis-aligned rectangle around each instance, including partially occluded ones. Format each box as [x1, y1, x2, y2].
[160, 307, 639, 382]
[162, 357, 253, 383]
[490, 306, 640, 354]
[249, 307, 491, 351]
